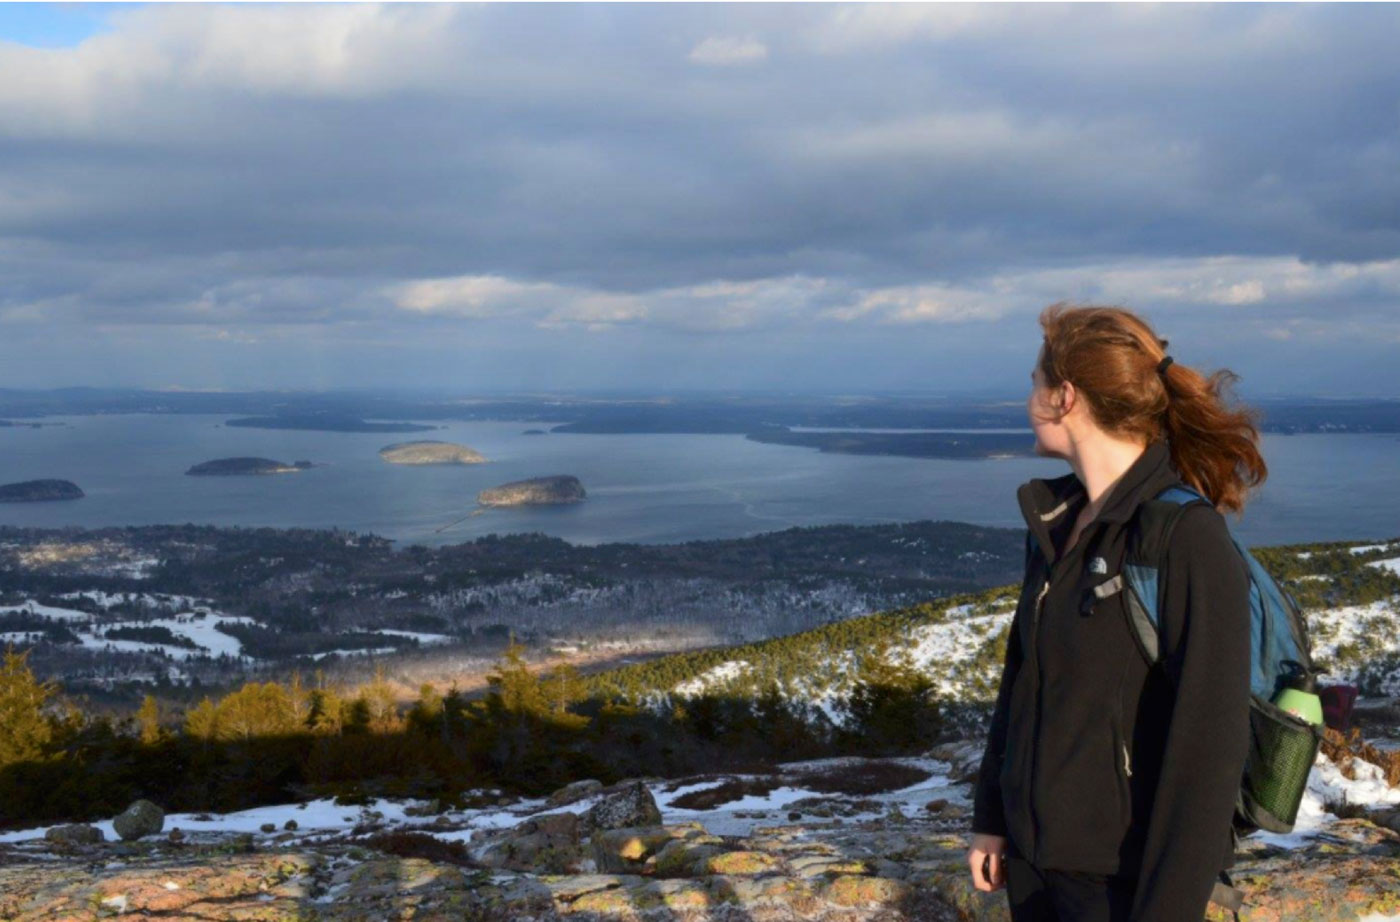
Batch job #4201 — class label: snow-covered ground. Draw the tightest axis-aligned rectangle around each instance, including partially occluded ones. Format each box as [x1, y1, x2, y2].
[1, 596, 256, 661]
[147, 612, 256, 657]
[56, 591, 206, 610]
[1251, 748, 1400, 850]
[2, 593, 449, 665]
[1350, 542, 1400, 556]
[673, 659, 753, 697]
[1307, 597, 1400, 685]
[897, 608, 1014, 697]
[304, 647, 398, 661]
[373, 629, 455, 645]
[0, 601, 95, 622]
[0, 754, 963, 846]
[3, 744, 1394, 857]
[0, 798, 436, 845]
[1369, 557, 1400, 577]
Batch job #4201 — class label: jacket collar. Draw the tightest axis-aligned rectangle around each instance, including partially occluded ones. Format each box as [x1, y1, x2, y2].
[1017, 438, 1181, 567]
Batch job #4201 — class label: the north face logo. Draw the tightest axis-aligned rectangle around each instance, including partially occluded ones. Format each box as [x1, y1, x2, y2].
[1089, 556, 1108, 575]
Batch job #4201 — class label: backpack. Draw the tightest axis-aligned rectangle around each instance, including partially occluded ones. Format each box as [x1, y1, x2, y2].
[1107, 483, 1323, 919]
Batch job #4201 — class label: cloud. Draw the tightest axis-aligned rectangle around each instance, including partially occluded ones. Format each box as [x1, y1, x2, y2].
[804, 3, 1008, 53]
[387, 273, 829, 334]
[391, 275, 562, 318]
[688, 34, 768, 66]
[0, 3, 1397, 392]
[0, 2, 466, 127]
[372, 256, 1400, 338]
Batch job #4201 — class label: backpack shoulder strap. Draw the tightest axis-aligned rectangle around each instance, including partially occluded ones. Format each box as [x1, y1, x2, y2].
[1119, 483, 1214, 668]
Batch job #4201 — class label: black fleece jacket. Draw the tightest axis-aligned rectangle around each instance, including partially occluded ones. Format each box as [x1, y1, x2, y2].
[971, 438, 1252, 922]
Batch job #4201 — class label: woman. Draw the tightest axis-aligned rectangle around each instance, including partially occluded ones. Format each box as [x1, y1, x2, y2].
[965, 303, 1263, 922]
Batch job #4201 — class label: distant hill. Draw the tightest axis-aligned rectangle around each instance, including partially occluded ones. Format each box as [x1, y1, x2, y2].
[0, 479, 84, 502]
[379, 440, 486, 465]
[579, 536, 1400, 730]
[186, 458, 311, 476]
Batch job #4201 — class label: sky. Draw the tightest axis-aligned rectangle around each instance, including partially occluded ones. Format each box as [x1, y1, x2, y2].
[0, 3, 1398, 397]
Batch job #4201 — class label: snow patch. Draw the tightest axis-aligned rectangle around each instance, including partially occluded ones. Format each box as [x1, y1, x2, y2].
[674, 660, 754, 697]
[374, 629, 454, 645]
[1367, 557, 1400, 576]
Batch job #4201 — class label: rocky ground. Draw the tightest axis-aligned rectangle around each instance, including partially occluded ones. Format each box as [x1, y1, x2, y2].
[4, 728, 1400, 922]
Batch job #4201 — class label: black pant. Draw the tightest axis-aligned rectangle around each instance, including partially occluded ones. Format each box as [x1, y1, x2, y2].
[1004, 840, 1139, 922]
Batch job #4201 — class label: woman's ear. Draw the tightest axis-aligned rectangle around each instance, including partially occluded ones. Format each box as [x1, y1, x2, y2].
[1052, 380, 1075, 418]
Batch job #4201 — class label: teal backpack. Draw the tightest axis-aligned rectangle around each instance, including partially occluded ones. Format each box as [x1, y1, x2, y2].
[1101, 483, 1323, 917]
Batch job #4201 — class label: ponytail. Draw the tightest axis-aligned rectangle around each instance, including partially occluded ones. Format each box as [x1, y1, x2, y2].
[1038, 302, 1267, 516]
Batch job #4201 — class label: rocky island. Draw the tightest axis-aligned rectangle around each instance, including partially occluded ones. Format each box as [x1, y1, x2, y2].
[478, 474, 586, 506]
[0, 479, 84, 502]
[379, 440, 487, 465]
[186, 458, 312, 476]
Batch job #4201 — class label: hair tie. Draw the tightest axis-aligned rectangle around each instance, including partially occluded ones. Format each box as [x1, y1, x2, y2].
[1156, 355, 1174, 377]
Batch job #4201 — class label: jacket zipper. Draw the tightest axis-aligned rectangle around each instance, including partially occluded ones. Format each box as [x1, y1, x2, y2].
[1123, 741, 1133, 778]
[1029, 568, 1050, 865]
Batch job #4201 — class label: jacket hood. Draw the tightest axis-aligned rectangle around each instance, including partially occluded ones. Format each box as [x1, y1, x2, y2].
[1016, 438, 1183, 567]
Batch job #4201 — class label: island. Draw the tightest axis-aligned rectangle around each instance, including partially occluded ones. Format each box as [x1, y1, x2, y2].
[477, 475, 586, 507]
[378, 440, 486, 465]
[225, 414, 436, 433]
[186, 458, 312, 476]
[0, 479, 84, 502]
[522, 429, 547, 436]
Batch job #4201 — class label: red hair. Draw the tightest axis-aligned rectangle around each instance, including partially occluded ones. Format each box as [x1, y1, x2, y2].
[1036, 302, 1266, 517]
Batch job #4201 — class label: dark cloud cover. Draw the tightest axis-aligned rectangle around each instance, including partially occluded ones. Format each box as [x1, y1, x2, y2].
[0, 3, 1397, 395]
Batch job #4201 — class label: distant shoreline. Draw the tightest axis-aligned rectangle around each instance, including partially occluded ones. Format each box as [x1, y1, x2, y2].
[742, 426, 1035, 460]
[225, 415, 437, 433]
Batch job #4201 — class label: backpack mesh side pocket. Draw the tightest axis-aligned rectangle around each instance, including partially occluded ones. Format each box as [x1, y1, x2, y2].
[1240, 693, 1323, 833]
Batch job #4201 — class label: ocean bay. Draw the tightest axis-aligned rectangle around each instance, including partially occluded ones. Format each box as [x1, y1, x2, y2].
[1, 413, 1396, 548]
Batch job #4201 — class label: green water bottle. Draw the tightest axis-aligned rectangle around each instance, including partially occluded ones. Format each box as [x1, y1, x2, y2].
[1273, 672, 1323, 726]
[1250, 670, 1324, 827]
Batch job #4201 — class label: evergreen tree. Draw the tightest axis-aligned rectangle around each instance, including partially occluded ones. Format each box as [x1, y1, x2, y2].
[308, 687, 345, 735]
[342, 695, 372, 734]
[137, 694, 162, 745]
[214, 681, 297, 741]
[285, 671, 312, 727]
[407, 682, 444, 736]
[541, 662, 587, 718]
[843, 647, 941, 754]
[440, 684, 468, 747]
[0, 646, 56, 768]
[184, 696, 219, 741]
[360, 666, 400, 732]
[484, 638, 547, 716]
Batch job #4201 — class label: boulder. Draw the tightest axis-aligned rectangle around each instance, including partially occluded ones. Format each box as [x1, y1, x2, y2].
[929, 739, 986, 784]
[546, 778, 604, 808]
[112, 800, 164, 841]
[479, 811, 585, 873]
[44, 824, 103, 846]
[590, 825, 679, 873]
[580, 780, 663, 835]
